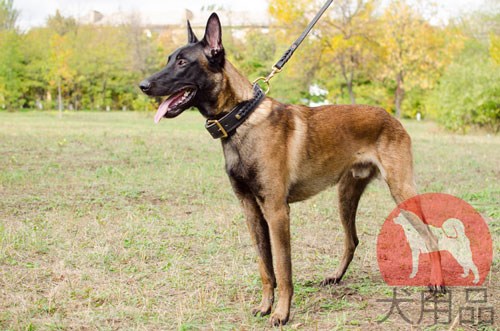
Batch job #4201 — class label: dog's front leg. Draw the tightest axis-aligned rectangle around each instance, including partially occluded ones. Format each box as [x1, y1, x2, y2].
[259, 200, 293, 327]
[243, 200, 276, 316]
[231, 182, 276, 317]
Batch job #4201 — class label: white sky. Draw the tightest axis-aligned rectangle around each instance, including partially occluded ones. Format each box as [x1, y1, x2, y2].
[15, 0, 485, 30]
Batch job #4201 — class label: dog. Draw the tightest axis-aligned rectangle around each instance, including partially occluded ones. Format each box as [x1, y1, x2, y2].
[139, 13, 445, 326]
[394, 210, 479, 283]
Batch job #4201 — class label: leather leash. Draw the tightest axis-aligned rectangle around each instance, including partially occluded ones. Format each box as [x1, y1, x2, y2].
[253, 0, 333, 94]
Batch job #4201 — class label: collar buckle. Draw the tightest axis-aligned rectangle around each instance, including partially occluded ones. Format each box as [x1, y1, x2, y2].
[207, 119, 228, 139]
[205, 84, 264, 139]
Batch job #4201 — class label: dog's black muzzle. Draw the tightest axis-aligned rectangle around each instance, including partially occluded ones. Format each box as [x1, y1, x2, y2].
[139, 79, 151, 93]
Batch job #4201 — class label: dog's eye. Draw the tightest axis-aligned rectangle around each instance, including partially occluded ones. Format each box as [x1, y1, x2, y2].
[176, 59, 187, 66]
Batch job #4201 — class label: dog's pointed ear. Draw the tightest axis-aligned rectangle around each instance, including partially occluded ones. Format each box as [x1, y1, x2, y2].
[202, 13, 224, 63]
[187, 20, 198, 43]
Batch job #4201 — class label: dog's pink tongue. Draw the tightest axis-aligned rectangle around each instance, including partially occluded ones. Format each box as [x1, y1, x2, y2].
[154, 98, 174, 124]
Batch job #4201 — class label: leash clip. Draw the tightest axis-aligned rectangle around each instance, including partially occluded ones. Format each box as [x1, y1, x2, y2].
[252, 66, 282, 95]
[253, 0, 332, 95]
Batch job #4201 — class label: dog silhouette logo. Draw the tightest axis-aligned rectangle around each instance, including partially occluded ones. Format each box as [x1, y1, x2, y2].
[393, 211, 479, 283]
[377, 193, 492, 286]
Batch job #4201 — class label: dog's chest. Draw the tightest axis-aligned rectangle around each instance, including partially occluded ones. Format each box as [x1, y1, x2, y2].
[223, 141, 241, 174]
[222, 139, 254, 181]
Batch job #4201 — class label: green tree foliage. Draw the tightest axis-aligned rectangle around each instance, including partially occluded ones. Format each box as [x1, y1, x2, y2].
[425, 0, 500, 132]
[0, 0, 18, 31]
[47, 10, 77, 36]
[0, 1, 499, 132]
[378, 0, 462, 118]
[0, 0, 23, 108]
[426, 41, 500, 133]
[0, 29, 24, 108]
[1, 9, 161, 111]
[318, 0, 379, 104]
[265, 0, 330, 103]
[22, 28, 52, 108]
[491, 32, 500, 65]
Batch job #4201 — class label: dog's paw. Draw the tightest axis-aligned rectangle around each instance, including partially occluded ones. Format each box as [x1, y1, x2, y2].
[319, 276, 341, 287]
[269, 310, 289, 327]
[428, 284, 447, 295]
[251, 304, 272, 318]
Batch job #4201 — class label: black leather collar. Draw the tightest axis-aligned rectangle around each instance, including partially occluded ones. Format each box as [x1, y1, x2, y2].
[205, 84, 265, 139]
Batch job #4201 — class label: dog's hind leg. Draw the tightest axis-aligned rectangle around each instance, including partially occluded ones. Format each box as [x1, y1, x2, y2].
[320, 166, 375, 286]
[231, 182, 276, 317]
[378, 130, 446, 293]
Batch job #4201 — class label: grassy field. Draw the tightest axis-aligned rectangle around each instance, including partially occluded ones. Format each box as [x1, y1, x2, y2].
[0, 110, 499, 330]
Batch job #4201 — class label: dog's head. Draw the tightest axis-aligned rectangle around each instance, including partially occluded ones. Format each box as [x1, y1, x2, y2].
[139, 13, 226, 122]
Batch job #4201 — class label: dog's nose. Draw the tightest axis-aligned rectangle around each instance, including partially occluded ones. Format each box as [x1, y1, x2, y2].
[139, 80, 151, 92]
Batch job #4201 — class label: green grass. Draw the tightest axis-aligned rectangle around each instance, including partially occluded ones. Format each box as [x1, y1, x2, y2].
[0, 111, 499, 330]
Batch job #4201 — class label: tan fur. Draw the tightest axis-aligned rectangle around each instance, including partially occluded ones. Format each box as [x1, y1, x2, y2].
[216, 61, 253, 113]
[247, 99, 273, 126]
[210, 59, 445, 326]
[287, 114, 307, 184]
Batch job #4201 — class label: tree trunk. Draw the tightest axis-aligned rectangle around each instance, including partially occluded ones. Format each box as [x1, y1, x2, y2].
[58, 80, 62, 119]
[347, 80, 356, 104]
[395, 71, 404, 118]
[339, 55, 356, 104]
[348, 61, 356, 104]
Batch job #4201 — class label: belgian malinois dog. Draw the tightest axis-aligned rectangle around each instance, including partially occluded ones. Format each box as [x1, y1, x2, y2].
[139, 13, 445, 326]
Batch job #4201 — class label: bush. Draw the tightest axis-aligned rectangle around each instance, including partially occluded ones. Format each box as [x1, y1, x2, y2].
[426, 43, 500, 133]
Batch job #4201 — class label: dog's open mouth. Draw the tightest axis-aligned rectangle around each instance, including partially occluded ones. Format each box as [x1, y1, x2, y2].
[154, 87, 196, 123]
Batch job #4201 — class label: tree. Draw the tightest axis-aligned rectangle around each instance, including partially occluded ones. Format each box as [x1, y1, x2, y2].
[268, 0, 333, 103]
[47, 10, 77, 36]
[49, 34, 73, 117]
[70, 25, 125, 110]
[45, 11, 79, 116]
[0, 0, 23, 109]
[378, 0, 461, 118]
[22, 28, 53, 109]
[491, 32, 500, 65]
[269, 0, 381, 105]
[0, 0, 18, 31]
[425, 0, 500, 132]
[122, 13, 158, 76]
[0, 29, 24, 108]
[319, 0, 379, 104]
[426, 40, 500, 133]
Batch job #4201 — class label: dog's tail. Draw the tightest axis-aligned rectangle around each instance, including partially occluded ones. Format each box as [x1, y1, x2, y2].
[441, 218, 466, 239]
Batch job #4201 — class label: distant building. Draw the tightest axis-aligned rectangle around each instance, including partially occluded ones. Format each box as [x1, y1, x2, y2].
[79, 8, 270, 30]
[78, 9, 271, 38]
[79, 8, 270, 42]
